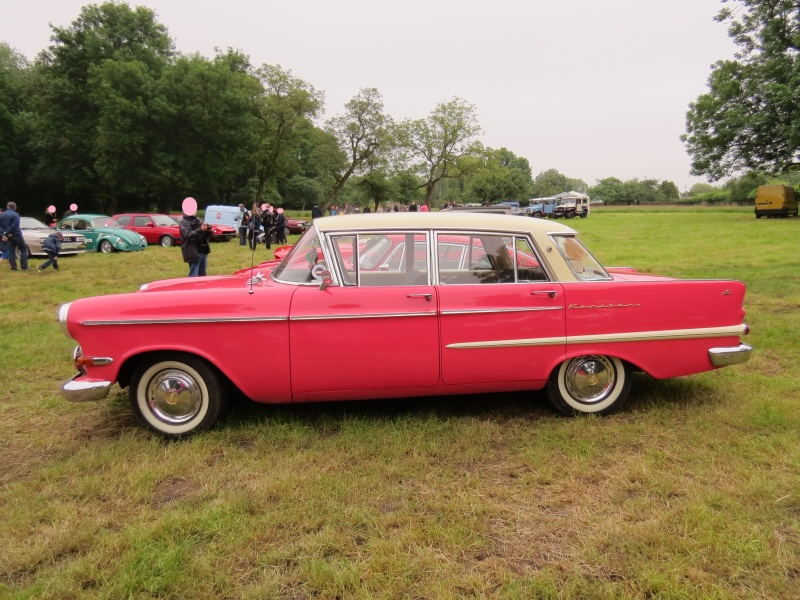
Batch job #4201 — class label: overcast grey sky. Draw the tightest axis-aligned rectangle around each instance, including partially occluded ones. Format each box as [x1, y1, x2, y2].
[2, 0, 737, 192]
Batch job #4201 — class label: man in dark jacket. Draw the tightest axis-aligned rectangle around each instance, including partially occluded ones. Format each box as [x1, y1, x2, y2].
[37, 231, 62, 271]
[179, 201, 212, 277]
[0, 202, 30, 271]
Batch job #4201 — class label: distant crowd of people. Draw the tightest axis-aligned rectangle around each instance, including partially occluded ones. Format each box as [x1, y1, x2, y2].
[235, 203, 289, 251]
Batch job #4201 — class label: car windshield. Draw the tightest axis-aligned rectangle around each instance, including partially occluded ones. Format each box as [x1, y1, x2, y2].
[20, 217, 49, 229]
[272, 227, 323, 284]
[152, 215, 178, 226]
[92, 217, 121, 229]
[550, 234, 610, 281]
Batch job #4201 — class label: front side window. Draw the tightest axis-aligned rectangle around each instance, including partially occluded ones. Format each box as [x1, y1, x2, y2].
[133, 216, 150, 227]
[550, 234, 610, 281]
[330, 233, 429, 287]
[272, 227, 324, 284]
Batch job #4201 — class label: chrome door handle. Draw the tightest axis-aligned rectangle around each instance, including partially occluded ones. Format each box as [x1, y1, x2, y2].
[530, 290, 557, 298]
[407, 293, 432, 301]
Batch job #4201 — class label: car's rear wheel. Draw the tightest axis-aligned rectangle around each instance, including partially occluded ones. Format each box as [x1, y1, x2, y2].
[159, 235, 174, 247]
[130, 354, 227, 438]
[98, 239, 113, 253]
[546, 355, 631, 416]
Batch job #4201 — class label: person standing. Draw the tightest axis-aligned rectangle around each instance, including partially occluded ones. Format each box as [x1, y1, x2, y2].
[0, 202, 30, 271]
[311, 204, 323, 219]
[178, 197, 212, 277]
[248, 203, 262, 250]
[236, 204, 247, 245]
[262, 205, 273, 249]
[43, 206, 57, 228]
[37, 230, 62, 271]
[63, 203, 78, 218]
[274, 208, 288, 244]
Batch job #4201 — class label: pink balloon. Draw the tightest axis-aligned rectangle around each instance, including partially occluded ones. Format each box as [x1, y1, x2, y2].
[69, 203, 78, 211]
[47, 205, 56, 214]
[182, 197, 198, 216]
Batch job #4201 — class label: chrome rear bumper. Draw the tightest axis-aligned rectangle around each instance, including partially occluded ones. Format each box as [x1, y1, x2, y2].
[709, 344, 753, 367]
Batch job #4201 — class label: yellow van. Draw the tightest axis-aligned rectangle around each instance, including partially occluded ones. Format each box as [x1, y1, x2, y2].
[754, 185, 798, 218]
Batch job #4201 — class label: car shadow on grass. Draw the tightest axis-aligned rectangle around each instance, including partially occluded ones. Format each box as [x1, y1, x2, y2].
[220, 373, 722, 434]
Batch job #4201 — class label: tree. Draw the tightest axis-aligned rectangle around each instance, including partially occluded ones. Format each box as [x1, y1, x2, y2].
[682, 0, 800, 179]
[530, 168, 569, 198]
[398, 97, 482, 206]
[0, 43, 31, 203]
[465, 147, 532, 203]
[324, 88, 393, 208]
[149, 50, 261, 211]
[31, 2, 174, 212]
[688, 182, 718, 196]
[252, 64, 323, 203]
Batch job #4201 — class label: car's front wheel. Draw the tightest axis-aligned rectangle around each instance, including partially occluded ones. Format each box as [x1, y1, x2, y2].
[546, 355, 631, 416]
[159, 235, 174, 247]
[98, 239, 113, 253]
[130, 354, 228, 438]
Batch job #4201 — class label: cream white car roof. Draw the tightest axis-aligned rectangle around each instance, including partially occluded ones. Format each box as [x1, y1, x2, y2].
[312, 212, 577, 236]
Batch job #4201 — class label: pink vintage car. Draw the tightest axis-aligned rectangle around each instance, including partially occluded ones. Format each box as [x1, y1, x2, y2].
[59, 213, 751, 437]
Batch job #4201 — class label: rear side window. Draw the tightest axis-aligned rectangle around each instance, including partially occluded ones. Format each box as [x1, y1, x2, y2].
[436, 233, 547, 284]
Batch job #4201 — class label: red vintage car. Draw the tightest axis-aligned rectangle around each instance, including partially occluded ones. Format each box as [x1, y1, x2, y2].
[114, 213, 182, 247]
[59, 213, 752, 437]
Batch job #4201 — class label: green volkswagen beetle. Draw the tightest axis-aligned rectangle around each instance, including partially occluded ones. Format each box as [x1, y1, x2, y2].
[57, 214, 147, 253]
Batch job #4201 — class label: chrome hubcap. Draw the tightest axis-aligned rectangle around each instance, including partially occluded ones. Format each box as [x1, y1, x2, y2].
[564, 356, 616, 404]
[147, 369, 203, 424]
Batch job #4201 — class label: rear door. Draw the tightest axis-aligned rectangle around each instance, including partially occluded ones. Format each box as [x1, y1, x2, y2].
[436, 233, 565, 385]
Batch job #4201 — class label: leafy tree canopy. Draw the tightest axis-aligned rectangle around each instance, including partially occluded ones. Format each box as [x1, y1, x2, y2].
[683, 0, 800, 180]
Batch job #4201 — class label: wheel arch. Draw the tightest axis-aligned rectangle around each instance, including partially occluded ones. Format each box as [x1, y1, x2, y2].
[117, 349, 236, 393]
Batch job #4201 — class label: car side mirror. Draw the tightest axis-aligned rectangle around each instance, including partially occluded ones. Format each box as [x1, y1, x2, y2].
[316, 268, 333, 291]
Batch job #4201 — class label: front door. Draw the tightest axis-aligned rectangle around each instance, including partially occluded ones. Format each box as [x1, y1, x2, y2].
[288, 232, 439, 398]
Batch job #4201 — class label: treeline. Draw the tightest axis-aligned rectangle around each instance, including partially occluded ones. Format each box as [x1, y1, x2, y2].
[679, 171, 800, 205]
[0, 2, 688, 217]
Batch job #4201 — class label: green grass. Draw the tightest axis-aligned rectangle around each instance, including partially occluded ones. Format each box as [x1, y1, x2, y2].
[1, 208, 799, 599]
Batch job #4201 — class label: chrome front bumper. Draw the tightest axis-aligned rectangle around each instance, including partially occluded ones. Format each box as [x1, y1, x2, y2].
[62, 377, 113, 402]
[709, 344, 753, 367]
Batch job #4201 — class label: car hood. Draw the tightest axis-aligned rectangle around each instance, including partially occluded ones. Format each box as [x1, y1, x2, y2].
[140, 273, 275, 292]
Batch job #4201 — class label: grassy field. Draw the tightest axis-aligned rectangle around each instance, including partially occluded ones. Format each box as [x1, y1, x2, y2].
[1, 207, 798, 599]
